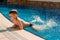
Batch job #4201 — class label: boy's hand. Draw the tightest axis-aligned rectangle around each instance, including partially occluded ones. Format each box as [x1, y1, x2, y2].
[17, 20, 24, 29]
[13, 19, 24, 30]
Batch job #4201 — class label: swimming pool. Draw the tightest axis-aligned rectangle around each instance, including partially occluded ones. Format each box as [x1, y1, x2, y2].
[0, 4, 60, 40]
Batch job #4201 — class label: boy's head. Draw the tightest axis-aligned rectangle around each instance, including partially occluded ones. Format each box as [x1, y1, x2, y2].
[9, 9, 18, 20]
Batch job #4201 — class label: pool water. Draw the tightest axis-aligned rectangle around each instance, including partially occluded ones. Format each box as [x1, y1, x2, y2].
[0, 4, 60, 40]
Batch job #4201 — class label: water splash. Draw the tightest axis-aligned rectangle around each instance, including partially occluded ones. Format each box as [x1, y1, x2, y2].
[46, 19, 58, 27]
[31, 16, 58, 31]
[32, 24, 47, 31]
[31, 16, 44, 23]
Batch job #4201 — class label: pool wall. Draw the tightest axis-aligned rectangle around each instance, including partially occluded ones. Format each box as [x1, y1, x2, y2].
[6, 0, 60, 8]
[0, 0, 60, 8]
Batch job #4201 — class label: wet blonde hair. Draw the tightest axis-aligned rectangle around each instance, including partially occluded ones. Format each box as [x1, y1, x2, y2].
[9, 9, 18, 14]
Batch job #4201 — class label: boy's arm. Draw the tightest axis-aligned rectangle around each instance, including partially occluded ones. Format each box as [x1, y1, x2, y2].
[17, 19, 23, 29]
[12, 18, 23, 29]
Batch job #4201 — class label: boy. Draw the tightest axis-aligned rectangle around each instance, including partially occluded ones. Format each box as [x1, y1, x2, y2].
[9, 9, 32, 30]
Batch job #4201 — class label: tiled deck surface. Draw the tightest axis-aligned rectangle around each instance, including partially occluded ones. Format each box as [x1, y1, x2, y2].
[0, 13, 45, 40]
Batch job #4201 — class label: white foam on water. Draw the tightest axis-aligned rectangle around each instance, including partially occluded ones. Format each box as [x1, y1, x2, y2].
[46, 19, 58, 27]
[31, 16, 58, 31]
[32, 24, 47, 31]
[31, 15, 44, 23]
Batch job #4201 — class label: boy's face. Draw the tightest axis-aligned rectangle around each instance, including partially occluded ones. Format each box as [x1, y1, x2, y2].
[9, 13, 17, 21]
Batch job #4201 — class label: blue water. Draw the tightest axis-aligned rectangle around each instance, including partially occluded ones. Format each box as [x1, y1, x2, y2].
[0, 4, 60, 40]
